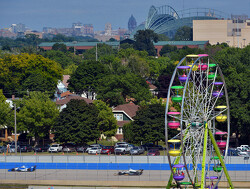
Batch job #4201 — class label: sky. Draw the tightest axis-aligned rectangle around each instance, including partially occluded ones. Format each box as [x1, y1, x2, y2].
[0, 0, 249, 31]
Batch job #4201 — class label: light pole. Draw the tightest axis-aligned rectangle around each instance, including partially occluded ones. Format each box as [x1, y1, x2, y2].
[14, 103, 17, 156]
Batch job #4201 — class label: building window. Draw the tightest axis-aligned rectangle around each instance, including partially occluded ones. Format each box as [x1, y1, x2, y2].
[114, 114, 123, 121]
[118, 127, 123, 134]
[232, 28, 241, 32]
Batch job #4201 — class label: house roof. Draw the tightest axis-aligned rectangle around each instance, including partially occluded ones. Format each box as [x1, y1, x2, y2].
[56, 95, 93, 106]
[62, 75, 70, 88]
[146, 81, 157, 90]
[61, 91, 72, 97]
[113, 102, 139, 118]
[39, 41, 120, 47]
[154, 41, 209, 46]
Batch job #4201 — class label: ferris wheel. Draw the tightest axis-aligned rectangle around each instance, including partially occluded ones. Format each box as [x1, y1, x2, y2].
[165, 54, 234, 189]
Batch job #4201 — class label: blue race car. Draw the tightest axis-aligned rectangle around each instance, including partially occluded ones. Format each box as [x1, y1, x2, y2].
[8, 165, 36, 172]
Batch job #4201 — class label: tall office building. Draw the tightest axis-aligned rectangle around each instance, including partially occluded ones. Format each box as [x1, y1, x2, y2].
[128, 15, 137, 32]
[105, 23, 112, 35]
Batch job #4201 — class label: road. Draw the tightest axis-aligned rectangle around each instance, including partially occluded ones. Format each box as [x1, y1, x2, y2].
[0, 169, 249, 188]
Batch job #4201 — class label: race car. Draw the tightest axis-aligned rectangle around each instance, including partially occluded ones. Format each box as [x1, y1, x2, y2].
[116, 168, 143, 176]
[8, 165, 36, 172]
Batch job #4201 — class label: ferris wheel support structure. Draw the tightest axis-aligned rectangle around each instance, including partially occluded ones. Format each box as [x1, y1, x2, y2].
[165, 54, 234, 189]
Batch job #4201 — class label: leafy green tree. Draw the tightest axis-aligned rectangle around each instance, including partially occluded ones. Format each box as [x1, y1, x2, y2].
[52, 43, 68, 53]
[0, 53, 62, 98]
[83, 43, 118, 60]
[1, 44, 11, 51]
[16, 91, 59, 143]
[158, 34, 170, 41]
[43, 50, 82, 69]
[97, 73, 152, 106]
[174, 26, 193, 41]
[159, 45, 177, 56]
[68, 60, 110, 99]
[123, 103, 175, 144]
[93, 100, 118, 137]
[25, 34, 40, 46]
[53, 99, 99, 144]
[0, 90, 13, 127]
[214, 46, 250, 145]
[120, 43, 134, 50]
[22, 72, 57, 97]
[134, 29, 159, 56]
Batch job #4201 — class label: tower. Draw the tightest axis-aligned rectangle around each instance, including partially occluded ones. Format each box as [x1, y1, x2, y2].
[128, 14, 137, 33]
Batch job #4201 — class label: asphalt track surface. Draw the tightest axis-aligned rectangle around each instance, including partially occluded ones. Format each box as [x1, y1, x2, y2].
[0, 170, 249, 188]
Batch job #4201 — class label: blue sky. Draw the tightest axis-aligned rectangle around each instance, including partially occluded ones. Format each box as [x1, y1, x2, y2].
[0, 0, 249, 31]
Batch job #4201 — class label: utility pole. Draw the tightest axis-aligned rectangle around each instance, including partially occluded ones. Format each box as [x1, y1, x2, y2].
[12, 95, 17, 156]
[95, 43, 98, 61]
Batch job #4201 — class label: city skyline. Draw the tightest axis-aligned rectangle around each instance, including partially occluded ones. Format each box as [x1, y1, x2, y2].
[0, 0, 250, 31]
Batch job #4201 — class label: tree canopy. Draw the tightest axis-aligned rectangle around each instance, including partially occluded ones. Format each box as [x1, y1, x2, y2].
[93, 100, 118, 137]
[174, 26, 193, 41]
[16, 91, 59, 143]
[134, 29, 158, 56]
[68, 60, 109, 98]
[0, 53, 62, 97]
[123, 103, 166, 144]
[0, 89, 13, 127]
[53, 99, 99, 144]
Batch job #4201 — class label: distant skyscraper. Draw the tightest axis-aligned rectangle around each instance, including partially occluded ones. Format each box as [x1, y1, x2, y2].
[105, 23, 112, 35]
[128, 15, 137, 32]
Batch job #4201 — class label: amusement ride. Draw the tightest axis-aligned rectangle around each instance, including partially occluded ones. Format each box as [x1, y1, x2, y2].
[165, 54, 234, 189]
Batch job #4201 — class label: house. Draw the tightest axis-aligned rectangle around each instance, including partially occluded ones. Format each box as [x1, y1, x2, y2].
[112, 102, 139, 141]
[146, 81, 158, 96]
[55, 75, 70, 100]
[56, 94, 93, 111]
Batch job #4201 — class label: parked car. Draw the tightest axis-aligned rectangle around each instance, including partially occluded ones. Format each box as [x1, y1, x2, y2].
[115, 142, 129, 148]
[85, 144, 104, 153]
[115, 144, 134, 154]
[88, 147, 102, 154]
[130, 146, 145, 155]
[76, 145, 88, 153]
[147, 149, 160, 156]
[0, 146, 6, 153]
[48, 144, 63, 153]
[20, 144, 33, 152]
[101, 146, 114, 154]
[8, 145, 20, 153]
[33, 144, 50, 152]
[63, 146, 76, 153]
[141, 143, 165, 151]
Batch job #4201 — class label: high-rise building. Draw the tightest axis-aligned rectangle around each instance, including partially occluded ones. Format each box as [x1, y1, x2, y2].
[83, 24, 94, 35]
[128, 15, 137, 32]
[105, 23, 112, 35]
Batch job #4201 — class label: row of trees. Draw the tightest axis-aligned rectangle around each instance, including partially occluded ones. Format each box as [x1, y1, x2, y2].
[0, 30, 249, 145]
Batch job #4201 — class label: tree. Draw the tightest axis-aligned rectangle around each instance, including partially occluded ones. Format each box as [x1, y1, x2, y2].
[93, 100, 118, 137]
[52, 43, 67, 53]
[174, 26, 193, 41]
[0, 53, 62, 98]
[97, 73, 152, 106]
[134, 29, 158, 56]
[0, 90, 13, 127]
[68, 60, 109, 99]
[158, 34, 170, 41]
[214, 46, 250, 145]
[53, 99, 99, 144]
[159, 45, 177, 56]
[16, 91, 59, 144]
[123, 103, 167, 144]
